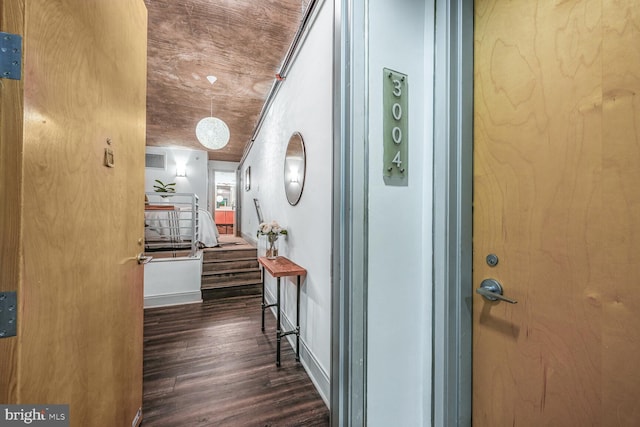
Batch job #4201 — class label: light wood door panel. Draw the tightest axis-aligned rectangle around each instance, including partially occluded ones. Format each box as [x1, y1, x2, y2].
[0, 0, 25, 405]
[600, 3, 640, 423]
[0, 1, 147, 425]
[473, 0, 640, 424]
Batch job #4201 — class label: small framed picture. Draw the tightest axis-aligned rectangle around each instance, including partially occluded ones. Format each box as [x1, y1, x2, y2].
[245, 166, 251, 191]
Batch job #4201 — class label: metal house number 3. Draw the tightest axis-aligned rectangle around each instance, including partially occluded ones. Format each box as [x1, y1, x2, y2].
[383, 68, 408, 186]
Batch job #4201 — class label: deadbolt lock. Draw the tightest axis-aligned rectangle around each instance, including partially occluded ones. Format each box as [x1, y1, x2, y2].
[486, 254, 499, 267]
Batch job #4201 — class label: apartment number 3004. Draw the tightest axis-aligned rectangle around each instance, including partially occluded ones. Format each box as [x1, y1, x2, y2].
[383, 68, 408, 185]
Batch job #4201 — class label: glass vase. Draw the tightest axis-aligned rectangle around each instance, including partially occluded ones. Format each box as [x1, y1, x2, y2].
[266, 234, 279, 259]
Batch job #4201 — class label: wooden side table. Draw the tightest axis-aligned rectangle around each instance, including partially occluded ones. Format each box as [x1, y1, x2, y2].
[258, 256, 307, 367]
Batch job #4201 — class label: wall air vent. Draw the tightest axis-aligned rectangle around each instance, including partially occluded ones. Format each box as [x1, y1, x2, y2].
[145, 153, 166, 169]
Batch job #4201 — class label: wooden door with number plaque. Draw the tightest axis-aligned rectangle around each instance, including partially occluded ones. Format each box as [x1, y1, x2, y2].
[473, 0, 640, 424]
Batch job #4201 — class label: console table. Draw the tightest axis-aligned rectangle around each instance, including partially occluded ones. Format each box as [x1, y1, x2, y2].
[258, 256, 307, 367]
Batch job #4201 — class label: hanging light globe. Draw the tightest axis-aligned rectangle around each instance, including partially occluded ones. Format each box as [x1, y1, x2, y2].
[195, 116, 230, 150]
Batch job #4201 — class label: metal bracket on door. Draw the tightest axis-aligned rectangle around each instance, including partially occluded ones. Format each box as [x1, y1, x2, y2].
[0, 291, 18, 338]
[0, 32, 22, 80]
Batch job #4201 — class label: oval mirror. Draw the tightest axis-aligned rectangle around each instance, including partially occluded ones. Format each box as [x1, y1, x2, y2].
[284, 132, 306, 206]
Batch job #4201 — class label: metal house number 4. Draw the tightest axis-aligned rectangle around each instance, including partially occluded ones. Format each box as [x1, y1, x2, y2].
[383, 68, 408, 186]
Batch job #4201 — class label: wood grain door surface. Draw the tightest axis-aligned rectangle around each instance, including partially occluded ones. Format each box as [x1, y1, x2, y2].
[1, 1, 147, 425]
[473, 0, 640, 425]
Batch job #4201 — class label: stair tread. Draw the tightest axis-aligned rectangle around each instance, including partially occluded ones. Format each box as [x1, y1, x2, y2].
[201, 278, 263, 290]
[202, 255, 257, 263]
[203, 250, 256, 255]
[202, 257, 258, 263]
[202, 262, 259, 271]
[202, 284, 262, 300]
[202, 267, 261, 276]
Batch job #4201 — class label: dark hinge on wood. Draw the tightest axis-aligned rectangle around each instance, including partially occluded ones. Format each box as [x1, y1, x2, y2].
[0, 32, 22, 80]
[0, 291, 17, 338]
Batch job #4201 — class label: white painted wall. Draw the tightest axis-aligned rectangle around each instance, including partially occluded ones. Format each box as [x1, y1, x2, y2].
[367, 0, 433, 425]
[143, 254, 203, 308]
[240, 0, 332, 404]
[145, 146, 209, 208]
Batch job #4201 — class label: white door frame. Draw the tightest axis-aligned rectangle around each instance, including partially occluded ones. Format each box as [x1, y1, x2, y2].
[333, 0, 473, 425]
[331, 0, 368, 426]
[432, 0, 473, 425]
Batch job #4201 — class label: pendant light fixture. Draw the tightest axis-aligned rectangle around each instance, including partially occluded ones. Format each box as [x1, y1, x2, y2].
[196, 76, 230, 150]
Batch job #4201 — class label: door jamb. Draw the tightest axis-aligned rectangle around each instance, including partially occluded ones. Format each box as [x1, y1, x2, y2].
[331, 0, 368, 425]
[432, 0, 474, 425]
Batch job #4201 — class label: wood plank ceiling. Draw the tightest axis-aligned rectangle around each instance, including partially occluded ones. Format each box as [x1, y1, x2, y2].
[144, 0, 308, 162]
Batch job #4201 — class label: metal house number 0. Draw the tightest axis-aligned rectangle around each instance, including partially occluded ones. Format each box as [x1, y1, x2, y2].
[383, 68, 408, 186]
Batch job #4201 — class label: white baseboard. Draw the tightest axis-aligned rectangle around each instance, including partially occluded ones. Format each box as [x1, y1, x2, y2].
[144, 291, 202, 308]
[264, 287, 330, 408]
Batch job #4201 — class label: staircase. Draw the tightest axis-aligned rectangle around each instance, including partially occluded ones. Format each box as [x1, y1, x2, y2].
[201, 238, 262, 299]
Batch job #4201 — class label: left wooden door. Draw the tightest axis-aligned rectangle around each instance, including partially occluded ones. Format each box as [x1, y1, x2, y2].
[0, 1, 148, 426]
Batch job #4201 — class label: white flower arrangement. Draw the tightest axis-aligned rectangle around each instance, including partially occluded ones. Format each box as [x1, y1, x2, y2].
[257, 220, 288, 238]
[257, 221, 287, 258]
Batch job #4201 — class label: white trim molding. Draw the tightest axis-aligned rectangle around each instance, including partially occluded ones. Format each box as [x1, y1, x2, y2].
[143, 292, 202, 309]
[432, 0, 474, 425]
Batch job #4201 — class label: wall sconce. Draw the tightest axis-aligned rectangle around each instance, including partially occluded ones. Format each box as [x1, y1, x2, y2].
[288, 168, 300, 183]
[176, 165, 187, 177]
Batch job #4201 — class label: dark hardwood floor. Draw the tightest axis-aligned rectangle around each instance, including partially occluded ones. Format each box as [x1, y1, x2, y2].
[142, 295, 330, 426]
